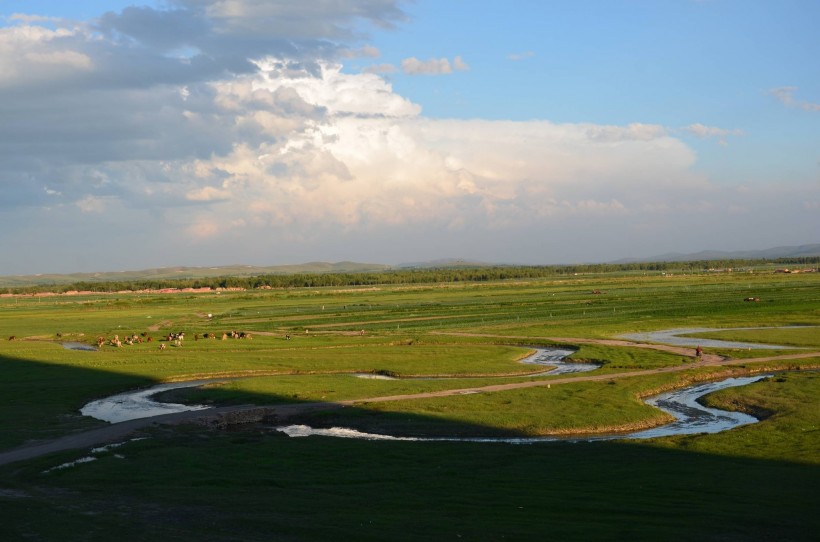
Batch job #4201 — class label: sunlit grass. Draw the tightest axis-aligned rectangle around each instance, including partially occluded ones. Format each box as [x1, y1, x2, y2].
[0, 270, 817, 448]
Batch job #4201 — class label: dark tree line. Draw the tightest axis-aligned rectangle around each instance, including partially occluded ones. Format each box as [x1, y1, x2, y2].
[3, 257, 817, 295]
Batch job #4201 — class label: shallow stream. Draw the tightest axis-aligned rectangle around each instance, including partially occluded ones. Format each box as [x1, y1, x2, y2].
[618, 327, 808, 349]
[79, 349, 765, 441]
[80, 381, 212, 423]
[275, 375, 766, 443]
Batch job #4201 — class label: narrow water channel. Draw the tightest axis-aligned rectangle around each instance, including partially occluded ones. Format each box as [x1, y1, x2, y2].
[275, 375, 767, 443]
[618, 327, 808, 349]
[79, 349, 765, 440]
[80, 381, 212, 423]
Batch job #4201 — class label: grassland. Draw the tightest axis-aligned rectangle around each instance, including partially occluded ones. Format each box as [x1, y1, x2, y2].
[0, 269, 818, 540]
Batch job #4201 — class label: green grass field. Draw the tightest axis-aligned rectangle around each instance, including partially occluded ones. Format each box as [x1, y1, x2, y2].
[0, 270, 818, 540]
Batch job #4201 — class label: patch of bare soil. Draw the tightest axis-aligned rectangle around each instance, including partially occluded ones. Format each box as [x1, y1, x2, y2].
[147, 320, 172, 332]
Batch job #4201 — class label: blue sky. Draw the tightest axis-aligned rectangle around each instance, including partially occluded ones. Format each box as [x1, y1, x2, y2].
[0, 1, 817, 274]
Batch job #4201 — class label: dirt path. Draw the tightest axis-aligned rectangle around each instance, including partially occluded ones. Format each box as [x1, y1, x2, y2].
[337, 351, 820, 404]
[0, 402, 344, 467]
[1, 338, 817, 467]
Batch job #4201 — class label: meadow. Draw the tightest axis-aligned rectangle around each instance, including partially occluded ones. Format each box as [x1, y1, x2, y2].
[0, 269, 818, 540]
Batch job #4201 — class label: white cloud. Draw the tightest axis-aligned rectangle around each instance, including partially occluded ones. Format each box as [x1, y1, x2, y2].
[682, 123, 744, 139]
[0, 2, 816, 274]
[75, 195, 108, 213]
[8, 14, 64, 25]
[507, 51, 534, 61]
[401, 56, 468, 75]
[25, 49, 92, 69]
[0, 46, 716, 249]
[363, 63, 398, 74]
[340, 45, 381, 58]
[186, 219, 220, 240]
[680, 123, 744, 146]
[250, 59, 420, 117]
[186, 186, 231, 202]
[769, 86, 820, 112]
[181, 0, 407, 40]
[0, 24, 93, 87]
[452, 55, 469, 71]
[154, 62, 704, 239]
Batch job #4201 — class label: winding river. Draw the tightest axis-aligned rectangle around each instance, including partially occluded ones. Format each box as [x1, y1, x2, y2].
[275, 375, 765, 443]
[80, 380, 212, 423]
[618, 327, 810, 350]
[79, 348, 766, 441]
[80, 348, 593, 424]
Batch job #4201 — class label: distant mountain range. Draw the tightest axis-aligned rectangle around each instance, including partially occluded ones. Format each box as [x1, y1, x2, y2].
[1, 244, 817, 288]
[610, 243, 820, 264]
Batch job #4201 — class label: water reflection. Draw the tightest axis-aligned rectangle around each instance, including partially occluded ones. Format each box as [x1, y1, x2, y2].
[79, 351, 766, 441]
[276, 375, 768, 443]
[61, 342, 98, 351]
[80, 381, 211, 423]
[618, 327, 807, 349]
[522, 348, 597, 375]
[627, 376, 762, 439]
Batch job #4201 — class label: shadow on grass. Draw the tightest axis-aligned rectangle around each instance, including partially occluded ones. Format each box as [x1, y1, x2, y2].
[0, 353, 156, 449]
[0, 354, 818, 541]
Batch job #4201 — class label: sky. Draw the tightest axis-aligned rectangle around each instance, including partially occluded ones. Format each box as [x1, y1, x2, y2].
[0, 0, 818, 275]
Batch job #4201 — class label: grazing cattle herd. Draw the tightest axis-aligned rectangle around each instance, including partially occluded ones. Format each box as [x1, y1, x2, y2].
[94, 330, 254, 350]
[7, 330, 258, 350]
